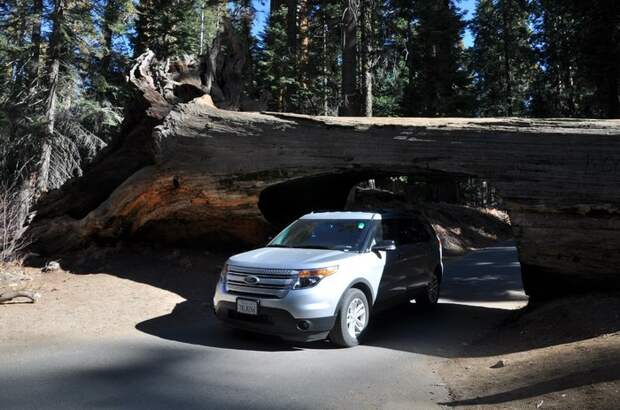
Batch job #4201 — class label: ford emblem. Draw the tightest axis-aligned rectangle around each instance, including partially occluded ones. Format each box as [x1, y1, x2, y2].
[244, 275, 260, 285]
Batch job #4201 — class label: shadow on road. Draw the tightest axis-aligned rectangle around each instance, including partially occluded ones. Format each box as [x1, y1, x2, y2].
[134, 298, 519, 357]
[1, 344, 295, 410]
[58, 242, 617, 358]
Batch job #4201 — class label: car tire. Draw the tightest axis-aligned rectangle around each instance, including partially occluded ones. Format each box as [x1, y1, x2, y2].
[329, 288, 370, 348]
[415, 267, 441, 308]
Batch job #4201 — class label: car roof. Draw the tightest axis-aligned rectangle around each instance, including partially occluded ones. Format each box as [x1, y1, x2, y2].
[300, 211, 379, 220]
[300, 209, 425, 221]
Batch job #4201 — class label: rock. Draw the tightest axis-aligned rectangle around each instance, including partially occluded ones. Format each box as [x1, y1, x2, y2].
[42, 261, 60, 272]
[490, 360, 505, 369]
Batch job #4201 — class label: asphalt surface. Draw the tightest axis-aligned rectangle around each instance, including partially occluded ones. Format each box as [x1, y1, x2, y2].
[0, 244, 527, 410]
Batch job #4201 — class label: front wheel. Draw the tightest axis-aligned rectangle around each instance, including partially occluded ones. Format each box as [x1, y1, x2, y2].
[415, 268, 441, 308]
[329, 288, 369, 347]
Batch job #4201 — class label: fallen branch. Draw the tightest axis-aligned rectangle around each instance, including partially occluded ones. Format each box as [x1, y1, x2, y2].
[0, 290, 40, 303]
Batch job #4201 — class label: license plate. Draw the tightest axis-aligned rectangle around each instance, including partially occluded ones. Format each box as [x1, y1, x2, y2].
[236, 299, 258, 316]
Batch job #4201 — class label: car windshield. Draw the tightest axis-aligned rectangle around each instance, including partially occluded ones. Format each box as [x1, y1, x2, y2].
[268, 219, 372, 252]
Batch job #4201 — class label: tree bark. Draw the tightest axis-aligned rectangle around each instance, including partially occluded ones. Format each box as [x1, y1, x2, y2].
[271, 0, 283, 13]
[340, 0, 359, 116]
[501, 0, 513, 116]
[37, 0, 65, 193]
[286, 0, 297, 55]
[101, 0, 115, 76]
[28, 0, 43, 85]
[360, 0, 373, 117]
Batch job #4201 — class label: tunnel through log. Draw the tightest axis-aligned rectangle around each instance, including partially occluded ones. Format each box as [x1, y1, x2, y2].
[259, 171, 379, 227]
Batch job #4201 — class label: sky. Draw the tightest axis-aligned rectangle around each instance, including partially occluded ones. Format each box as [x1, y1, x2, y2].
[251, 0, 477, 48]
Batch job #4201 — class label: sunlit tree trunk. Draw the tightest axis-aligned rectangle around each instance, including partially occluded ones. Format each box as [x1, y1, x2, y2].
[38, 0, 65, 193]
[28, 0, 43, 85]
[360, 0, 373, 117]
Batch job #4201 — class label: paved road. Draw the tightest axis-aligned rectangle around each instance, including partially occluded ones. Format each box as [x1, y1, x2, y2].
[0, 244, 527, 410]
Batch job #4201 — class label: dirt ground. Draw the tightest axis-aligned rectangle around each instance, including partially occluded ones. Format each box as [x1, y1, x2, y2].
[440, 294, 620, 409]
[0, 244, 226, 344]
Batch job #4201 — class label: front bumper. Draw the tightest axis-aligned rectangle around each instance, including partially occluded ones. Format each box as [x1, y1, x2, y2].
[213, 280, 337, 342]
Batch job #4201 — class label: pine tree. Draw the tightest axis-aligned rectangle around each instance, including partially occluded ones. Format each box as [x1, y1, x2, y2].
[402, 0, 472, 116]
[258, 0, 305, 112]
[571, 0, 620, 118]
[340, 0, 359, 116]
[360, 0, 375, 117]
[530, 0, 581, 117]
[371, 0, 409, 117]
[134, 0, 203, 58]
[470, 0, 536, 116]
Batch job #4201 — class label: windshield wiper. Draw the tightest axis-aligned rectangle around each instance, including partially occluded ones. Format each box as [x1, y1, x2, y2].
[267, 244, 290, 248]
[291, 245, 333, 250]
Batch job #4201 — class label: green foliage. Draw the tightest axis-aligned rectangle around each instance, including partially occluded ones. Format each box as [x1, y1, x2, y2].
[470, 0, 537, 116]
[401, 0, 473, 116]
[257, 5, 298, 112]
[134, 0, 207, 57]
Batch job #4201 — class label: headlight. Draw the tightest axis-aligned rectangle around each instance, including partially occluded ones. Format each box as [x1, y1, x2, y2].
[292, 266, 338, 289]
[220, 262, 229, 282]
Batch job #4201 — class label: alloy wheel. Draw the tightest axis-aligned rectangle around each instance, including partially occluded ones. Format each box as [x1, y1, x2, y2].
[346, 297, 367, 339]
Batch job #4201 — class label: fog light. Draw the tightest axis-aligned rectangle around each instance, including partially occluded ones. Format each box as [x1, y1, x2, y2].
[297, 320, 311, 331]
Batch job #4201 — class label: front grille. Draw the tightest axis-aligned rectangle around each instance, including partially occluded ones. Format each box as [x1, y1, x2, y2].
[226, 265, 295, 298]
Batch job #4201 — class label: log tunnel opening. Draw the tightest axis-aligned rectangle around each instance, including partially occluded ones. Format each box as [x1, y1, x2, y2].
[257, 170, 523, 303]
[257, 170, 506, 230]
[258, 171, 380, 228]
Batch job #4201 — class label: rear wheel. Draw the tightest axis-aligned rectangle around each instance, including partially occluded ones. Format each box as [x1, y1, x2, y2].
[415, 267, 441, 308]
[329, 288, 369, 347]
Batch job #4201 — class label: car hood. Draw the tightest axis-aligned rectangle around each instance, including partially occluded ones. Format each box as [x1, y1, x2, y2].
[228, 247, 358, 270]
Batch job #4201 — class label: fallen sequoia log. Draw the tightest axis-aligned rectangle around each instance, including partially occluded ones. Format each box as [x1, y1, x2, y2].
[30, 52, 620, 299]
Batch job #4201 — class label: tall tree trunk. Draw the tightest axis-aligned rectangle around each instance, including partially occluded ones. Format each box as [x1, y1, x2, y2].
[286, 0, 297, 55]
[38, 0, 65, 193]
[298, 0, 310, 66]
[606, 71, 620, 118]
[298, 0, 310, 108]
[360, 0, 373, 117]
[271, 0, 283, 13]
[321, 4, 329, 115]
[340, 0, 358, 116]
[501, 0, 513, 116]
[285, 0, 297, 110]
[28, 0, 43, 85]
[101, 1, 114, 77]
[200, 1, 206, 55]
[603, 1, 620, 118]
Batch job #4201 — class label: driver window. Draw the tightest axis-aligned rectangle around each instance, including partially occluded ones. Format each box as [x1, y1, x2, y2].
[370, 223, 383, 249]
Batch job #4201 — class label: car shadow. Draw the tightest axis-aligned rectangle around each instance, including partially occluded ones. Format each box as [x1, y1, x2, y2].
[134, 298, 513, 356]
[135, 299, 334, 352]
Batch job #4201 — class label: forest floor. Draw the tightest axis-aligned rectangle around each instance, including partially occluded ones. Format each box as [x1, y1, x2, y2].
[439, 294, 620, 409]
[1, 242, 618, 408]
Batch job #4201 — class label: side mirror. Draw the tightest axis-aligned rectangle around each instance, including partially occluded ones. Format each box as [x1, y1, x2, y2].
[372, 240, 396, 252]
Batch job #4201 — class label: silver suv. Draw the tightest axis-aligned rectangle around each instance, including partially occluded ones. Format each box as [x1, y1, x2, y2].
[213, 211, 443, 347]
